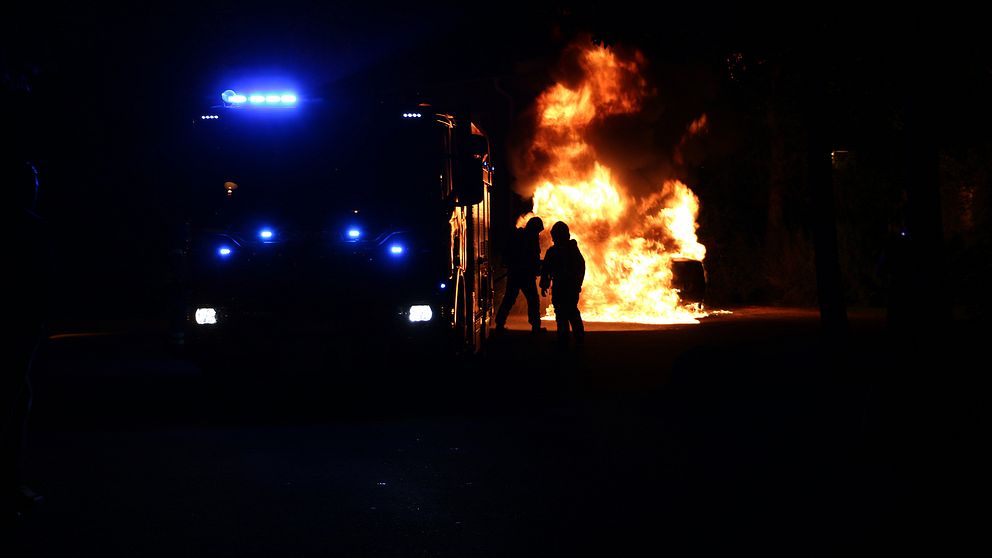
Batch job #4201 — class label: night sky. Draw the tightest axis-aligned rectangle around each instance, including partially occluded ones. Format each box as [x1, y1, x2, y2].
[6, 3, 991, 322]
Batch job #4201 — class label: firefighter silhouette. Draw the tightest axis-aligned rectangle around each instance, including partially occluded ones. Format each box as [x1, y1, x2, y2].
[540, 221, 586, 347]
[495, 216, 545, 332]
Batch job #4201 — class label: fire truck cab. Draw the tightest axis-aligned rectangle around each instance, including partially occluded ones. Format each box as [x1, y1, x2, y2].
[176, 89, 495, 368]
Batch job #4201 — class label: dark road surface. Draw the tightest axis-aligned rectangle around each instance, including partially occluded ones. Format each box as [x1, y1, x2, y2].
[6, 307, 984, 556]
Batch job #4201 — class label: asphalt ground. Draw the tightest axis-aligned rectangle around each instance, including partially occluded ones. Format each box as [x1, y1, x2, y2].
[6, 307, 985, 557]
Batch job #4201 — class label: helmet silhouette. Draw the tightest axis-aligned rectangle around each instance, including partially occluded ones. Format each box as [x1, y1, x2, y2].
[550, 221, 570, 243]
[525, 216, 544, 233]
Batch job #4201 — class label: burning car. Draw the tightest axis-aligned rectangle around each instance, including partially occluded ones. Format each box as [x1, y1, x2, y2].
[518, 41, 710, 325]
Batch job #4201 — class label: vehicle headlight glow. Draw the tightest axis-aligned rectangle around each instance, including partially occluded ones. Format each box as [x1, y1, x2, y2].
[346, 228, 361, 240]
[388, 244, 404, 255]
[194, 308, 218, 325]
[258, 228, 274, 241]
[217, 246, 233, 257]
[408, 305, 432, 322]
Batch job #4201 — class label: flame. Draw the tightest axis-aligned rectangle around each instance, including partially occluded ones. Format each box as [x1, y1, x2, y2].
[674, 114, 709, 165]
[687, 114, 708, 136]
[520, 42, 708, 324]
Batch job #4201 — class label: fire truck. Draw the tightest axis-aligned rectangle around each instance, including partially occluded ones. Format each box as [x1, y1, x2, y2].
[175, 87, 495, 368]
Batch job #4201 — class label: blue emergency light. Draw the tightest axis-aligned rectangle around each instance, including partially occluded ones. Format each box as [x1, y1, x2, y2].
[222, 89, 297, 107]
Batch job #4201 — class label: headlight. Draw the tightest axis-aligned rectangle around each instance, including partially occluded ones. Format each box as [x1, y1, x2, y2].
[408, 305, 432, 322]
[194, 308, 218, 325]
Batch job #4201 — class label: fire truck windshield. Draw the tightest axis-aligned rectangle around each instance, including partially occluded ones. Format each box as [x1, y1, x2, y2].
[188, 104, 447, 235]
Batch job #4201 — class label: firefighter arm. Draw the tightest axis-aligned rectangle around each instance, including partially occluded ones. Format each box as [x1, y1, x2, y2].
[578, 252, 586, 291]
[539, 250, 554, 295]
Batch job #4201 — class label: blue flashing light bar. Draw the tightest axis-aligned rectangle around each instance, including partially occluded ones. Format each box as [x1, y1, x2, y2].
[223, 89, 298, 107]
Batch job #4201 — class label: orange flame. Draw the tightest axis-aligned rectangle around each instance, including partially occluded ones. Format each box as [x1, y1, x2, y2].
[519, 42, 708, 324]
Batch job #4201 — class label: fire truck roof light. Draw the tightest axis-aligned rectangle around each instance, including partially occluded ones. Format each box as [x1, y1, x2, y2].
[224, 91, 298, 106]
[222, 89, 304, 105]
